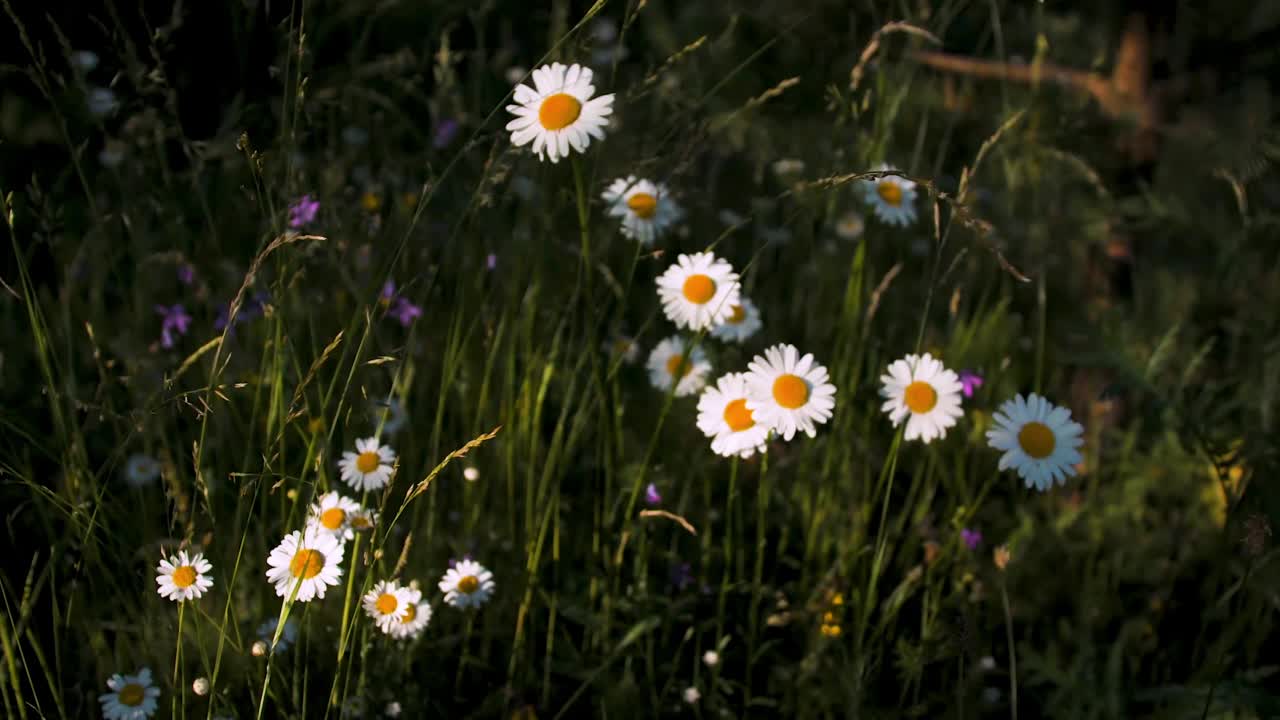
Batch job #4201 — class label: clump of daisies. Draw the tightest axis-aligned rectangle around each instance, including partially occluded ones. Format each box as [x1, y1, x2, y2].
[710, 297, 762, 344]
[697, 373, 770, 458]
[265, 526, 345, 602]
[440, 558, 496, 609]
[986, 393, 1085, 490]
[647, 336, 712, 397]
[879, 353, 964, 443]
[339, 437, 396, 491]
[656, 252, 740, 331]
[744, 344, 836, 441]
[389, 591, 432, 640]
[602, 176, 682, 245]
[99, 667, 160, 719]
[308, 491, 363, 541]
[505, 62, 614, 163]
[861, 163, 917, 227]
[363, 579, 419, 635]
[155, 550, 213, 602]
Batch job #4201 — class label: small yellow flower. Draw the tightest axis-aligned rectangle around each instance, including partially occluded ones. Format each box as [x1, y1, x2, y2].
[820, 623, 842, 638]
[307, 417, 325, 434]
[361, 192, 383, 213]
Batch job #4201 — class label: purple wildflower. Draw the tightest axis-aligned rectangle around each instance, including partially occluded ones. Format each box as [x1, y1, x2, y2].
[288, 194, 320, 228]
[214, 291, 269, 332]
[177, 263, 195, 286]
[959, 370, 984, 398]
[961, 528, 982, 550]
[380, 280, 396, 304]
[389, 298, 422, 327]
[644, 483, 662, 506]
[433, 118, 459, 149]
[486, 253, 497, 271]
[155, 304, 192, 348]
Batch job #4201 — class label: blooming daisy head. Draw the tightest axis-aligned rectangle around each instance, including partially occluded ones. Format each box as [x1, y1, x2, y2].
[601, 176, 683, 245]
[656, 252, 741, 331]
[861, 164, 917, 227]
[338, 437, 396, 492]
[307, 491, 362, 541]
[879, 353, 964, 443]
[710, 297, 762, 344]
[744, 344, 837, 441]
[349, 508, 378, 533]
[834, 210, 865, 240]
[646, 336, 712, 397]
[362, 579, 417, 635]
[505, 62, 614, 163]
[986, 393, 1085, 491]
[439, 559, 496, 609]
[256, 617, 298, 653]
[99, 667, 160, 720]
[389, 596, 433, 640]
[696, 373, 770, 458]
[155, 550, 213, 603]
[265, 526, 345, 602]
[124, 453, 161, 487]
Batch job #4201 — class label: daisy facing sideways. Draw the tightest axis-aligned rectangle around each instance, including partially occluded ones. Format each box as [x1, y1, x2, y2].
[861, 163, 918, 227]
[440, 558, 496, 609]
[986, 393, 1084, 491]
[879, 353, 964, 443]
[265, 526, 345, 602]
[710, 297, 762, 344]
[390, 595, 433, 640]
[696, 373, 770, 458]
[155, 550, 213, 602]
[656, 252, 741, 331]
[338, 436, 396, 492]
[308, 491, 362, 541]
[362, 579, 418, 635]
[99, 667, 160, 720]
[647, 336, 712, 397]
[744, 344, 836, 441]
[505, 62, 614, 163]
[601, 176, 683, 245]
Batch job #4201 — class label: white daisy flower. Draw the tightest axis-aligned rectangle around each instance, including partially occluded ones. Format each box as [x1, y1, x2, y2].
[338, 437, 396, 492]
[505, 62, 614, 163]
[744, 344, 837, 441]
[710, 297, 762, 344]
[307, 491, 362, 541]
[99, 667, 160, 720]
[265, 526, 344, 602]
[879, 353, 964, 443]
[256, 618, 298, 652]
[861, 164, 917, 227]
[655, 252, 741, 331]
[986, 393, 1085, 491]
[834, 210, 865, 240]
[696, 373, 770, 458]
[155, 550, 213, 602]
[602, 334, 642, 365]
[646, 336, 712, 397]
[124, 453, 161, 487]
[362, 580, 417, 635]
[389, 597, 432, 640]
[601, 176, 683, 245]
[439, 559, 496, 609]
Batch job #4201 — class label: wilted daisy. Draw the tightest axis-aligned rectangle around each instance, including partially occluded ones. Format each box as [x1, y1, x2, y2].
[879, 353, 964, 443]
[155, 550, 213, 602]
[696, 373, 770, 458]
[308, 491, 362, 541]
[256, 617, 299, 652]
[505, 62, 614, 163]
[389, 595, 432, 640]
[710, 297, 762, 344]
[656, 252, 740, 331]
[338, 437, 396, 491]
[124, 453, 161, 487]
[646, 336, 712, 397]
[439, 558, 496, 609]
[744, 344, 836, 441]
[99, 667, 160, 720]
[601, 176, 682, 245]
[362, 580, 417, 635]
[265, 526, 344, 602]
[986, 393, 1085, 491]
[861, 164, 917, 227]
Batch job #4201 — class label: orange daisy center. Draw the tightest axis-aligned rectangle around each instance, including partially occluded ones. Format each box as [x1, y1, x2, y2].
[877, 180, 903, 206]
[171, 565, 197, 588]
[1017, 422, 1056, 459]
[682, 274, 716, 304]
[290, 549, 325, 579]
[903, 381, 937, 414]
[320, 507, 346, 530]
[355, 451, 380, 474]
[538, 93, 582, 130]
[375, 593, 398, 615]
[458, 575, 480, 594]
[723, 398, 755, 432]
[626, 192, 658, 219]
[665, 354, 691, 378]
[727, 305, 746, 324]
[772, 374, 809, 409]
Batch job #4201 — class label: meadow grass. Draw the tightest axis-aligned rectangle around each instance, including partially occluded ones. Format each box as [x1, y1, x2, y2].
[1, 0, 1278, 718]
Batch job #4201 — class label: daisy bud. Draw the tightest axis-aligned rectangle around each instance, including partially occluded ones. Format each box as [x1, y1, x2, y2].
[192, 677, 209, 696]
[251, 640, 268, 656]
[463, 466, 480, 482]
[702, 650, 719, 667]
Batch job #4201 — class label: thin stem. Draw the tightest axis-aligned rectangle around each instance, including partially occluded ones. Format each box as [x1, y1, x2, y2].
[1001, 580, 1018, 720]
[172, 601, 185, 720]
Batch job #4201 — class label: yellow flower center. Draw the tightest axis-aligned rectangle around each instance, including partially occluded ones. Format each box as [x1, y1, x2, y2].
[351, 515, 372, 530]
[772, 374, 809, 409]
[118, 683, 145, 706]
[458, 575, 480, 594]
[1017, 421, 1056, 459]
[290, 549, 325, 579]
[171, 565, 197, 588]
[727, 305, 746, 324]
[626, 192, 658, 219]
[375, 593, 398, 615]
[903, 381, 937, 414]
[665, 354, 691, 378]
[401, 604, 417, 623]
[320, 507, 346, 530]
[722, 398, 755, 432]
[681, 274, 716, 304]
[355, 451, 380, 474]
[361, 192, 382, 212]
[538, 93, 582, 130]
[877, 180, 903, 207]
